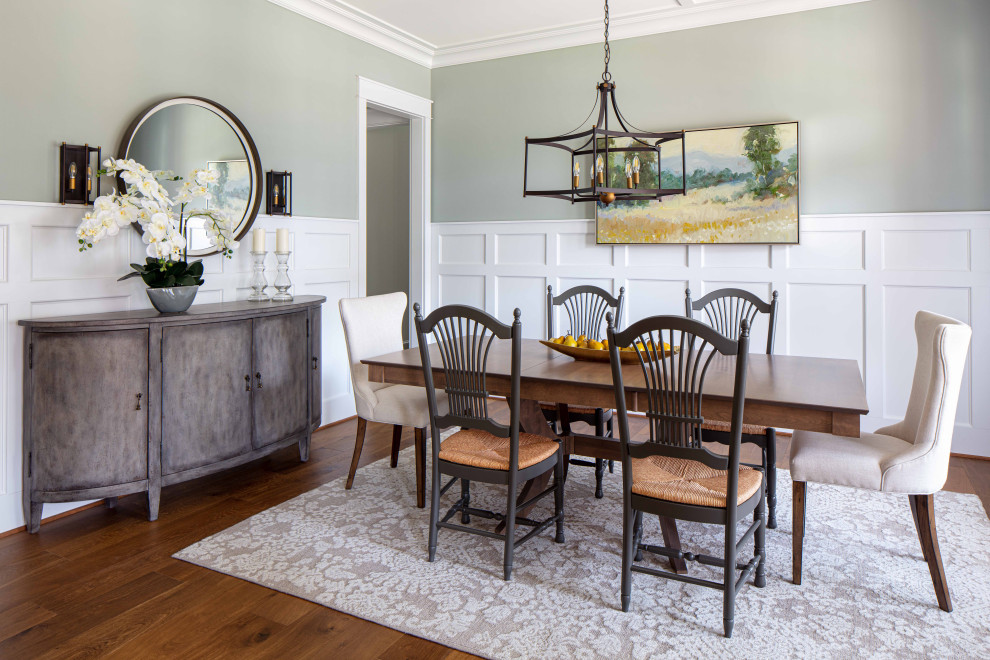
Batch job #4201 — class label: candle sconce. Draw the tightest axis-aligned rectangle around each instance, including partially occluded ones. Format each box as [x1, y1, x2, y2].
[59, 143, 101, 205]
[266, 170, 292, 216]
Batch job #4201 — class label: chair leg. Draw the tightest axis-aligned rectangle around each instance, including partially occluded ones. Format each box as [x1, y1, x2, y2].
[607, 415, 614, 474]
[554, 449, 566, 544]
[792, 480, 806, 585]
[345, 417, 368, 490]
[621, 501, 635, 612]
[633, 510, 644, 562]
[765, 428, 777, 529]
[723, 518, 737, 638]
[390, 425, 402, 468]
[594, 410, 606, 498]
[755, 487, 767, 588]
[911, 493, 952, 612]
[428, 458, 440, 562]
[461, 479, 471, 524]
[414, 428, 426, 509]
[504, 481, 517, 581]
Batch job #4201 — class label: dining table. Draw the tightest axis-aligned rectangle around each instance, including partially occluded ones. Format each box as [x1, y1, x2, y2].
[362, 338, 869, 571]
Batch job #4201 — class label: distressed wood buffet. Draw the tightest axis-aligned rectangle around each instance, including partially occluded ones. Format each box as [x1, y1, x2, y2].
[19, 295, 325, 532]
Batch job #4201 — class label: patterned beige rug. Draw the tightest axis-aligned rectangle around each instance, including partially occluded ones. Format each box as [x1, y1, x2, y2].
[175, 448, 990, 659]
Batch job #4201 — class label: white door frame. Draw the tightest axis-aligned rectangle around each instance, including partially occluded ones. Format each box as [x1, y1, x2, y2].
[357, 77, 432, 344]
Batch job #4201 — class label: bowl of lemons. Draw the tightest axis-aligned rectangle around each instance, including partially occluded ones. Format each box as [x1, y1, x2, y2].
[539, 335, 675, 364]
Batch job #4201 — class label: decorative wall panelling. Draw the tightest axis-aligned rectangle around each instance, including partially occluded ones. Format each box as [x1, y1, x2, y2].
[0, 200, 359, 532]
[433, 212, 990, 458]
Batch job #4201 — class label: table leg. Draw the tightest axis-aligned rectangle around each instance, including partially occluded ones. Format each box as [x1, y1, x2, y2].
[495, 399, 560, 533]
[659, 516, 688, 574]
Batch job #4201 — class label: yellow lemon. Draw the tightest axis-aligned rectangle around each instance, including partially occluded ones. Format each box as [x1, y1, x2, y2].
[563, 337, 578, 347]
[589, 340, 604, 350]
[551, 336, 563, 344]
[576, 334, 587, 343]
[601, 339, 609, 349]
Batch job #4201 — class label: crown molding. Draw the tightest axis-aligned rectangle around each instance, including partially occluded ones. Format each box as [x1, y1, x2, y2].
[268, 0, 872, 70]
[266, 0, 434, 67]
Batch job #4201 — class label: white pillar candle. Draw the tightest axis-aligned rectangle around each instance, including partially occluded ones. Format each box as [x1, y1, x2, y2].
[276, 228, 289, 253]
[252, 227, 266, 252]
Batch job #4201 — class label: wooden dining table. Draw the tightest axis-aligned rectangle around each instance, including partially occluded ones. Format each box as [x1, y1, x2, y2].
[363, 338, 868, 569]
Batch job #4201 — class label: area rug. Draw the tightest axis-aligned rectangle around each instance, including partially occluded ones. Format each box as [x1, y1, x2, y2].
[175, 448, 990, 659]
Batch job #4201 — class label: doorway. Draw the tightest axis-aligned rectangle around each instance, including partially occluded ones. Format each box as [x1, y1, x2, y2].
[357, 77, 432, 346]
[366, 106, 411, 344]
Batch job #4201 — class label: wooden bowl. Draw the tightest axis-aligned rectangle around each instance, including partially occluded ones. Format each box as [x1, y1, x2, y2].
[539, 340, 677, 364]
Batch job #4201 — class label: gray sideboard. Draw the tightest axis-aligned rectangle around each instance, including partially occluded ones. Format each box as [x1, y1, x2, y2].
[19, 295, 326, 532]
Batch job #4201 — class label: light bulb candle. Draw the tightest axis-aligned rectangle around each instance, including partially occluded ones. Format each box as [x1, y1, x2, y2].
[632, 155, 641, 185]
[273, 184, 280, 206]
[572, 162, 580, 188]
[625, 161, 633, 188]
[595, 155, 605, 185]
[86, 165, 92, 192]
[68, 162, 77, 190]
[276, 228, 289, 253]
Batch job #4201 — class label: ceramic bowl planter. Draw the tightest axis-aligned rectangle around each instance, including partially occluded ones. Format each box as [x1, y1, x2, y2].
[146, 285, 200, 313]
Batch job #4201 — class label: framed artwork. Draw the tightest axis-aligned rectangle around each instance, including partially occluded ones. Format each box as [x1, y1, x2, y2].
[206, 159, 252, 221]
[596, 121, 799, 244]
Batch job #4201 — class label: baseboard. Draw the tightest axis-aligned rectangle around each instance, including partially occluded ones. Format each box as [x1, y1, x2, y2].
[0, 500, 106, 540]
[316, 415, 357, 432]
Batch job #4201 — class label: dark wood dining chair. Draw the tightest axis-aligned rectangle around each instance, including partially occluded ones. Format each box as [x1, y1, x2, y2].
[603, 313, 765, 638]
[414, 303, 566, 581]
[543, 284, 625, 498]
[686, 287, 780, 527]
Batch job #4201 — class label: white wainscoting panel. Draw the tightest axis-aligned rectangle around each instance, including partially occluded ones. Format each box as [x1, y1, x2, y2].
[433, 212, 990, 458]
[0, 200, 359, 533]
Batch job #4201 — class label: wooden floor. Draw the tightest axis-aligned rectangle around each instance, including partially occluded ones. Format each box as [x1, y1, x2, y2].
[1, 410, 987, 659]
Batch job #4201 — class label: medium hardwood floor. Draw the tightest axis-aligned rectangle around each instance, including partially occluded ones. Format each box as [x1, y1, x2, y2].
[1, 409, 987, 659]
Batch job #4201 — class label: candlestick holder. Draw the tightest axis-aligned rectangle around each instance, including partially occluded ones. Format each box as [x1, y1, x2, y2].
[248, 251, 270, 302]
[272, 251, 293, 302]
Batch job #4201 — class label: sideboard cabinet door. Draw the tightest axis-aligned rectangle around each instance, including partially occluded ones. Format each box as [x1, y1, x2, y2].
[310, 306, 322, 428]
[162, 320, 253, 475]
[253, 311, 308, 448]
[30, 330, 149, 491]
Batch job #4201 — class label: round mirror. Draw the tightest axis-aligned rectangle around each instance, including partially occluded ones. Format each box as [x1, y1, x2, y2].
[117, 97, 262, 256]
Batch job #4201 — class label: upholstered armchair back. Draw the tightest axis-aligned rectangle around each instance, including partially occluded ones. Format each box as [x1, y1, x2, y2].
[877, 311, 971, 493]
[339, 292, 407, 419]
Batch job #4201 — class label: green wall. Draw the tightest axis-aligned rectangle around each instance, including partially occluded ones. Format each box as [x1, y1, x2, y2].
[0, 0, 430, 219]
[367, 123, 410, 341]
[431, 0, 990, 222]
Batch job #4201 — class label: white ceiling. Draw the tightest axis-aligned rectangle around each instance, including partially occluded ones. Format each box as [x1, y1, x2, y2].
[268, 0, 872, 68]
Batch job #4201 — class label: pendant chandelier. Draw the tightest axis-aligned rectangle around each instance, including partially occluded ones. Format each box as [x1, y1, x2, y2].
[523, 1, 686, 206]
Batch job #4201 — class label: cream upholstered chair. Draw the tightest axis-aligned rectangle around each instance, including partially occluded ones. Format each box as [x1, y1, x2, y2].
[790, 310, 971, 612]
[339, 292, 438, 508]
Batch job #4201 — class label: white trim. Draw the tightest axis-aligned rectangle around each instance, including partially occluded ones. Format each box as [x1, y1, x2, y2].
[266, 0, 433, 67]
[268, 0, 872, 69]
[357, 77, 432, 343]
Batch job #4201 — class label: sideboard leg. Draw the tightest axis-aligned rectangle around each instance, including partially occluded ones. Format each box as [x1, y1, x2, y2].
[299, 432, 311, 463]
[26, 501, 42, 533]
[147, 487, 160, 522]
[104, 497, 118, 509]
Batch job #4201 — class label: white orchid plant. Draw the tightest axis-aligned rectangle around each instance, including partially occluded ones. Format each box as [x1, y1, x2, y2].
[76, 158, 238, 287]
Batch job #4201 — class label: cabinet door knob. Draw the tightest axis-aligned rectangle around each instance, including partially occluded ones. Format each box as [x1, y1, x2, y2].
[312, 356, 319, 370]
[256, 372, 263, 389]
[245, 374, 252, 391]
[135, 393, 142, 410]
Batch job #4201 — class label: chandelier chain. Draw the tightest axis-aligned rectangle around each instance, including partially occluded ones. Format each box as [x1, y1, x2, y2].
[602, 0, 611, 83]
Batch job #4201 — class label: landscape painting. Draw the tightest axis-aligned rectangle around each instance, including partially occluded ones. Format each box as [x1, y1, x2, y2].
[596, 122, 799, 244]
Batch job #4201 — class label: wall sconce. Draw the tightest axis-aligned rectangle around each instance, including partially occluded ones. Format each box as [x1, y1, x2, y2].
[59, 142, 101, 205]
[266, 170, 292, 216]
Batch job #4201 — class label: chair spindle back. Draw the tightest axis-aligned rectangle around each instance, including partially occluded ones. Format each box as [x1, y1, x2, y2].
[414, 303, 521, 439]
[547, 285, 625, 341]
[607, 314, 750, 472]
[686, 288, 777, 355]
